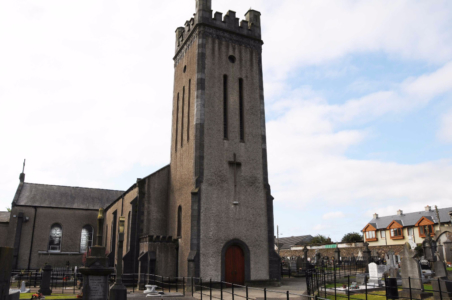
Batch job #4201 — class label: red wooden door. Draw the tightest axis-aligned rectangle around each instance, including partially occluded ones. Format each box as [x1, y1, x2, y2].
[225, 245, 245, 285]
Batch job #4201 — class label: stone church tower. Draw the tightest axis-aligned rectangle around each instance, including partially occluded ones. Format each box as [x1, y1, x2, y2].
[170, 0, 280, 284]
[1, 0, 280, 286]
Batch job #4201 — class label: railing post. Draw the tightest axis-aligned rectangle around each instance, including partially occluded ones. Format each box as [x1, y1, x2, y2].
[246, 285, 248, 300]
[264, 287, 267, 300]
[200, 278, 203, 300]
[176, 276, 178, 292]
[183, 277, 185, 296]
[347, 275, 350, 300]
[191, 277, 194, 297]
[365, 275, 368, 300]
[438, 278, 443, 300]
[210, 278, 212, 300]
[232, 283, 235, 300]
[169, 276, 171, 293]
[334, 264, 337, 300]
[221, 280, 223, 300]
[409, 277, 412, 300]
[287, 290, 289, 300]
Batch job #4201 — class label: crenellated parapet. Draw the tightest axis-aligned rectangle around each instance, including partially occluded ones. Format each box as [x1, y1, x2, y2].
[175, 0, 262, 54]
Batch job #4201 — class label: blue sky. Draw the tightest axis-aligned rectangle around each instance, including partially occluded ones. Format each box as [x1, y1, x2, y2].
[1, 0, 452, 242]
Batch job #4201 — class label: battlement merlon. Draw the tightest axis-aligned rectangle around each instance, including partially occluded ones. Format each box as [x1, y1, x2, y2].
[174, 1, 262, 55]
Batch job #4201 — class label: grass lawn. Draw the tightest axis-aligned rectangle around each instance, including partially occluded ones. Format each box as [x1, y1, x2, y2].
[447, 267, 452, 272]
[320, 284, 435, 300]
[19, 293, 78, 299]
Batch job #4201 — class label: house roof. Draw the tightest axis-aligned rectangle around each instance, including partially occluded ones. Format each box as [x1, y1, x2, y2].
[366, 207, 452, 230]
[0, 212, 10, 223]
[15, 182, 124, 210]
[275, 235, 313, 249]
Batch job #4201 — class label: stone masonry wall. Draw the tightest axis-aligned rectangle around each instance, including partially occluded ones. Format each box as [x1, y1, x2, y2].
[279, 245, 405, 260]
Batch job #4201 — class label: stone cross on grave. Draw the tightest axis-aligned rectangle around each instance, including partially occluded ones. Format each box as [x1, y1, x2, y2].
[228, 153, 241, 205]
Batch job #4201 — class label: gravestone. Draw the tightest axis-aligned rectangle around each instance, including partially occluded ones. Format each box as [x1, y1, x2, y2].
[444, 237, 452, 264]
[296, 256, 304, 271]
[334, 245, 341, 262]
[438, 244, 445, 262]
[400, 243, 432, 299]
[0, 247, 14, 300]
[289, 259, 297, 274]
[423, 237, 437, 262]
[368, 262, 385, 286]
[303, 246, 309, 265]
[79, 209, 114, 300]
[19, 281, 29, 293]
[408, 236, 417, 250]
[356, 274, 368, 285]
[430, 250, 452, 300]
[39, 265, 52, 295]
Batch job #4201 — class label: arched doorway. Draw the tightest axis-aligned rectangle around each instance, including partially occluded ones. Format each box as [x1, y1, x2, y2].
[225, 245, 245, 285]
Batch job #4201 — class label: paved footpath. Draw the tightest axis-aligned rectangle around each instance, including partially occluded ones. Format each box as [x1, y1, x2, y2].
[127, 278, 309, 300]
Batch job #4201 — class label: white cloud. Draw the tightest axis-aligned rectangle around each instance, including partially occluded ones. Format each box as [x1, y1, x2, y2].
[313, 224, 331, 231]
[323, 212, 345, 220]
[1, 0, 452, 241]
[437, 109, 452, 143]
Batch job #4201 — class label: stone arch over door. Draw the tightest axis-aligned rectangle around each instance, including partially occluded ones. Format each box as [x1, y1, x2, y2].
[221, 239, 251, 284]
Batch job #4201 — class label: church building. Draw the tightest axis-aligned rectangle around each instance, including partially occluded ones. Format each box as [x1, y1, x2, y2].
[2, 0, 280, 286]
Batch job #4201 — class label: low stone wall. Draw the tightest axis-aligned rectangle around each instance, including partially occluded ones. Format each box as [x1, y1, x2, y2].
[279, 245, 405, 260]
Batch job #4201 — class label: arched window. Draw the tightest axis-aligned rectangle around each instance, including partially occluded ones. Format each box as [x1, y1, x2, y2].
[177, 206, 182, 237]
[48, 223, 62, 252]
[80, 225, 94, 253]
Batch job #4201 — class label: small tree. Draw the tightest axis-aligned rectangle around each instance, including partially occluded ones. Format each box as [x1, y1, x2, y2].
[6, 207, 11, 212]
[341, 232, 363, 243]
[310, 234, 333, 245]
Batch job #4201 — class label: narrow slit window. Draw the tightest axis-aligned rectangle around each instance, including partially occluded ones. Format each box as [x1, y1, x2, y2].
[181, 86, 185, 148]
[187, 80, 191, 142]
[239, 78, 245, 142]
[223, 75, 228, 139]
[175, 93, 179, 151]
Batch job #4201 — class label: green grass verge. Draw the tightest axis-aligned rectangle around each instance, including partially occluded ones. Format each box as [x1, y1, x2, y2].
[447, 267, 452, 272]
[19, 293, 78, 299]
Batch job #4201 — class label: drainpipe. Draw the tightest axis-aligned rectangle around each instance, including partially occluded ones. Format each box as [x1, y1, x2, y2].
[27, 207, 38, 270]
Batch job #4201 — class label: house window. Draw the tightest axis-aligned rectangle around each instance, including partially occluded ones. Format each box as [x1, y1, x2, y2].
[381, 231, 386, 238]
[390, 228, 403, 238]
[80, 225, 93, 253]
[365, 231, 376, 240]
[419, 225, 434, 237]
[48, 224, 62, 252]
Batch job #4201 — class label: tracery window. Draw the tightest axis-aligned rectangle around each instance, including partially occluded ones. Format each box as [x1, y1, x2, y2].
[48, 224, 62, 252]
[80, 225, 94, 253]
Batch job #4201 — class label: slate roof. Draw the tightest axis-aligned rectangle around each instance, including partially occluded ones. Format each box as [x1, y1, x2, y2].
[275, 235, 313, 249]
[15, 183, 124, 210]
[365, 207, 452, 230]
[0, 212, 10, 223]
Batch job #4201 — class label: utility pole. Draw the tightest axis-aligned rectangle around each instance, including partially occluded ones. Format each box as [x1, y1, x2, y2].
[277, 225, 280, 256]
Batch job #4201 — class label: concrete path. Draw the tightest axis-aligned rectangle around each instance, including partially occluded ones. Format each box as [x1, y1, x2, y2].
[126, 278, 309, 300]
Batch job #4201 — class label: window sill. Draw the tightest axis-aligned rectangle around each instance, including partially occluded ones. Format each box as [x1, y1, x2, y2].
[366, 238, 378, 242]
[390, 236, 404, 240]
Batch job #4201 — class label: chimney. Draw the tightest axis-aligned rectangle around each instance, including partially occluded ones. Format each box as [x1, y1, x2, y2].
[373, 213, 379, 219]
[397, 209, 403, 216]
[425, 205, 432, 212]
